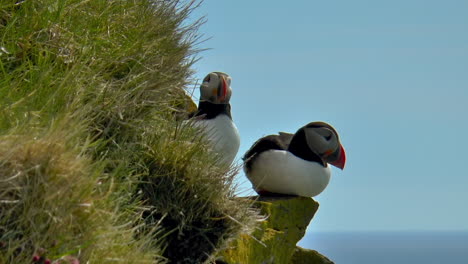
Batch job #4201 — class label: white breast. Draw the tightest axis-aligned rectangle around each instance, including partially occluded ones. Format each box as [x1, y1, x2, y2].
[192, 114, 240, 166]
[245, 150, 331, 197]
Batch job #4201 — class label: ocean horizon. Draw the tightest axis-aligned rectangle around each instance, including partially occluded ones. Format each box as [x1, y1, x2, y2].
[298, 231, 468, 264]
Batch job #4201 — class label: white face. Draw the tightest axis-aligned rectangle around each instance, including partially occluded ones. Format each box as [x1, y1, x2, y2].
[304, 126, 339, 157]
[200, 72, 232, 104]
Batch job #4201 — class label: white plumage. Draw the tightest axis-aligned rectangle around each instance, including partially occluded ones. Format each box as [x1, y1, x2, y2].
[245, 150, 332, 197]
[192, 114, 240, 166]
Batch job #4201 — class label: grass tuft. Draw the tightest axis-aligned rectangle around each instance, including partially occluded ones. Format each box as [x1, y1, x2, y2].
[137, 117, 256, 263]
[0, 127, 158, 263]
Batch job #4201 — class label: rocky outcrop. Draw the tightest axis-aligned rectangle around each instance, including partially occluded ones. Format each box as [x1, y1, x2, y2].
[291, 247, 334, 264]
[218, 196, 333, 264]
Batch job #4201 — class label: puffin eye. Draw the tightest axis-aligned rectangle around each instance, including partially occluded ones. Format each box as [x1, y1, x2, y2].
[324, 134, 332, 141]
[204, 75, 211, 82]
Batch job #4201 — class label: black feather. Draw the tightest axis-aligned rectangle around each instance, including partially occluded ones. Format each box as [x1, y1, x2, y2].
[191, 101, 232, 120]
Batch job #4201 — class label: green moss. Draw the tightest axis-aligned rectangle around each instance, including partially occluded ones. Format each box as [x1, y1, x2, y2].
[219, 196, 321, 264]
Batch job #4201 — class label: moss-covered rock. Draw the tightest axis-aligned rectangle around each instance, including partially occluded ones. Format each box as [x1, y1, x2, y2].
[291, 247, 334, 264]
[218, 196, 334, 264]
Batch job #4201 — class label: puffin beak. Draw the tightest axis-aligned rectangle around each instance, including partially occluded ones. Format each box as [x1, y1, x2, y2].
[218, 76, 228, 102]
[329, 145, 346, 170]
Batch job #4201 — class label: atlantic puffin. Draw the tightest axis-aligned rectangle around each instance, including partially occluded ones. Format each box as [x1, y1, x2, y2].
[189, 72, 240, 166]
[243, 121, 346, 197]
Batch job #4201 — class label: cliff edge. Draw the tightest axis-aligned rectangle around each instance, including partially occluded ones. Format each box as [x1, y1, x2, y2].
[218, 196, 334, 264]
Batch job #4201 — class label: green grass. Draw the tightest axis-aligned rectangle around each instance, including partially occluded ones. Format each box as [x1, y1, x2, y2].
[0, 0, 256, 263]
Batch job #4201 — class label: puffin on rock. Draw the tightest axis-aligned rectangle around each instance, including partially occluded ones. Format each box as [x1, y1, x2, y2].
[189, 72, 240, 166]
[243, 121, 346, 197]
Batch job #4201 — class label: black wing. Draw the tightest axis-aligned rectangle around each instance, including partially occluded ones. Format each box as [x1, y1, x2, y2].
[277, 132, 294, 146]
[242, 132, 293, 173]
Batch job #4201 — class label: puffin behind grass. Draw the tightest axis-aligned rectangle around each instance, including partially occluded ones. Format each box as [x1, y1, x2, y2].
[243, 121, 346, 197]
[189, 72, 240, 166]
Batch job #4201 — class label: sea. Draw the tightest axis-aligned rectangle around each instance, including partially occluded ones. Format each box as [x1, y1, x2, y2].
[298, 231, 468, 264]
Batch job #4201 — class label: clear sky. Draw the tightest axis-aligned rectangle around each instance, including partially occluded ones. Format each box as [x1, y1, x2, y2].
[188, 0, 468, 232]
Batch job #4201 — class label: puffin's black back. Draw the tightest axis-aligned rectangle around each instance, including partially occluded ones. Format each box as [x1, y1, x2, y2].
[242, 133, 291, 173]
[189, 101, 232, 120]
[243, 128, 327, 173]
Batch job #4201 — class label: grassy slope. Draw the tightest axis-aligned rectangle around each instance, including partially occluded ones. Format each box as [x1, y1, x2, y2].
[0, 0, 255, 263]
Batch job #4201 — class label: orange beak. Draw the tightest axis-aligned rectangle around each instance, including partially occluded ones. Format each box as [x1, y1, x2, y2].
[329, 145, 346, 170]
[218, 76, 228, 102]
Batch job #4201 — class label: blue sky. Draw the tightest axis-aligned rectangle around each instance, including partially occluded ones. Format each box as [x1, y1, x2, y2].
[188, 0, 468, 232]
